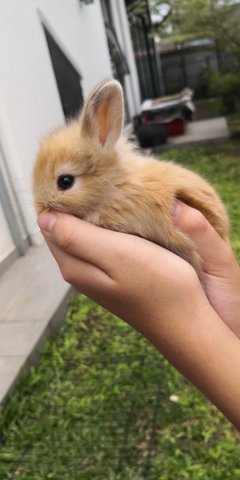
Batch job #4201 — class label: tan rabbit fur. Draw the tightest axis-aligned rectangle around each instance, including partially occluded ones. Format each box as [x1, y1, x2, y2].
[33, 80, 229, 278]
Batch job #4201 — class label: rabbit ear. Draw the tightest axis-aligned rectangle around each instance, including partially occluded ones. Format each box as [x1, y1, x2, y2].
[80, 80, 124, 148]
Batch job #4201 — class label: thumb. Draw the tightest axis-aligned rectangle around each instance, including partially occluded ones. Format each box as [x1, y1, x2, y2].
[172, 200, 232, 275]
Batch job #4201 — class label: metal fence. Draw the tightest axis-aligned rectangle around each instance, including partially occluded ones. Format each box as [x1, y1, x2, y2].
[160, 45, 233, 98]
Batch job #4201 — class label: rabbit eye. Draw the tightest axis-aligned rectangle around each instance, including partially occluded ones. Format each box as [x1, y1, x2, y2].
[57, 175, 75, 191]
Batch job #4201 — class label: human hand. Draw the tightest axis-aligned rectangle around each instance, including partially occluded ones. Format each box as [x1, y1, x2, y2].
[37, 210, 208, 342]
[37, 209, 240, 429]
[173, 201, 240, 338]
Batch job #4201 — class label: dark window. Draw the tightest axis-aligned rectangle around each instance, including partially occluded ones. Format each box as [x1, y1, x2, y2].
[105, 23, 129, 82]
[42, 25, 84, 120]
[126, 0, 162, 100]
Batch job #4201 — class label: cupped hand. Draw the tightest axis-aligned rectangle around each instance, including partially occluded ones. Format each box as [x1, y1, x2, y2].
[38, 201, 240, 339]
[173, 201, 240, 337]
[37, 209, 208, 345]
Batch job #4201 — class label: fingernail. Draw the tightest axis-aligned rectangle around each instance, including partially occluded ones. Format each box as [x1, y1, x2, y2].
[172, 200, 182, 218]
[38, 211, 56, 233]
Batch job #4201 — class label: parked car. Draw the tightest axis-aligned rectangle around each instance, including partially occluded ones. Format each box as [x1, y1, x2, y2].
[134, 88, 195, 147]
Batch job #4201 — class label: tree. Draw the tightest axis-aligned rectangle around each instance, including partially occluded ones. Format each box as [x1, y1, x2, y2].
[126, 0, 172, 27]
[155, 0, 240, 67]
[127, 0, 240, 67]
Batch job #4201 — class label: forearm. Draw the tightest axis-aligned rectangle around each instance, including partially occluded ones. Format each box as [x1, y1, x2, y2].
[94, 271, 240, 430]
[144, 302, 240, 430]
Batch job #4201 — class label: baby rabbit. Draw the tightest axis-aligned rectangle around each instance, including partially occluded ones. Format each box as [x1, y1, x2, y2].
[33, 80, 229, 278]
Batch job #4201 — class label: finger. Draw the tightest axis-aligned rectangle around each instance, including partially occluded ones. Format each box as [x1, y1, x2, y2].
[38, 210, 165, 281]
[173, 200, 233, 275]
[38, 211, 127, 275]
[44, 234, 115, 298]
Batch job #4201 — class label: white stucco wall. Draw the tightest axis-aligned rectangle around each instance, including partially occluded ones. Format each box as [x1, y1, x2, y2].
[0, 0, 112, 247]
[109, 0, 141, 118]
[0, 204, 15, 263]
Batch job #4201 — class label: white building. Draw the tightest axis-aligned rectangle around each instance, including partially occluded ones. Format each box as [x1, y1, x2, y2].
[0, 0, 141, 274]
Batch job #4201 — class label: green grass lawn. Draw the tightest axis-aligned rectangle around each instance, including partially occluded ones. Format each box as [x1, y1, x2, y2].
[227, 112, 240, 137]
[0, 141, 240, 480]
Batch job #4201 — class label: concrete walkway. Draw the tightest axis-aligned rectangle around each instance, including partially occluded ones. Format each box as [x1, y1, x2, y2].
[0, 243, 71, 404]
[156, 117, 229, 151]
